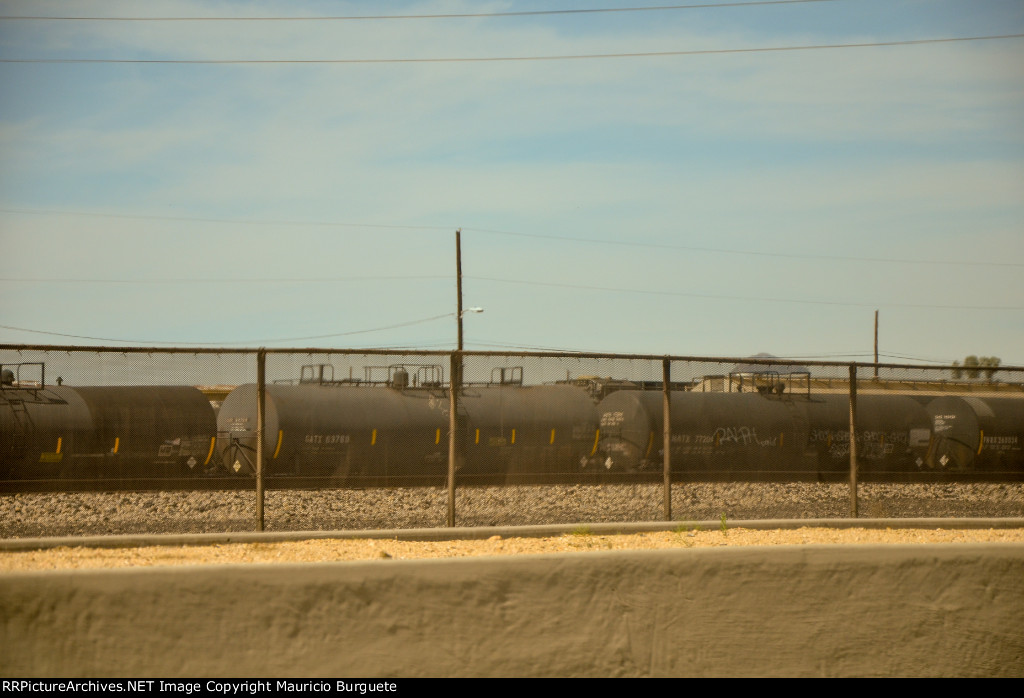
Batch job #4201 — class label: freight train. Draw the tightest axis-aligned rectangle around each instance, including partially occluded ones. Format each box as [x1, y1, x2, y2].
[595, 390, 937, 477]
[2, 360, 1023, 488]
[0, 364, 218, 482]
[218, 366, 598, 483]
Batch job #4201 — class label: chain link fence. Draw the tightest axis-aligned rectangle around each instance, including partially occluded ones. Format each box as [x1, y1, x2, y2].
[2, 345, 1022, 537]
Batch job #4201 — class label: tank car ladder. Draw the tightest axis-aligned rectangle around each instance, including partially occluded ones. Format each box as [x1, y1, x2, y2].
[2, 394, 34, 462]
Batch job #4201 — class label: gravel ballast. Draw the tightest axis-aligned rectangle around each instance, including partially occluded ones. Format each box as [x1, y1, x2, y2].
[2, 482, 1022, 539]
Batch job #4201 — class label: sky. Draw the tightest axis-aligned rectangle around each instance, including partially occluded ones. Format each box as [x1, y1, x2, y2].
[1, 0, 1022, 367]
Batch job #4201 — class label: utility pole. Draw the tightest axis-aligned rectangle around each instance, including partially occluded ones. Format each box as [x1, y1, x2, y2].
[447, 230, 482, 526]
[448, 229, 462, 526]
[874, 310, 879, 379]
[456, 229, 464, 351]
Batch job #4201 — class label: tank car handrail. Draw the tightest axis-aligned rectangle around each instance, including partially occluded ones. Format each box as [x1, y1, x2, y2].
[300, 364, 335, 384]
[489, 366, 523, 386]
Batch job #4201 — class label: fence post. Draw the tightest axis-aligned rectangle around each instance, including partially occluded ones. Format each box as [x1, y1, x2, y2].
[663, 358, 672, 521]
[848, 363, 858, 518]
[447, 351, 460, 528]
[256, 347, 266, 532]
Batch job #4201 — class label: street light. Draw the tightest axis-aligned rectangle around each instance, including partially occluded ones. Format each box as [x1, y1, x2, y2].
[457, 306, 483, 353]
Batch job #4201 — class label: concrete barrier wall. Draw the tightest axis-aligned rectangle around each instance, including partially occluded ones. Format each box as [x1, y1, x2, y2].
[2, 544, 1023, 677]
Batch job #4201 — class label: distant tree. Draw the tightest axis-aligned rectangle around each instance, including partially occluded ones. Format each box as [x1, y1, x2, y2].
[952, 355, 1000, 381]
[981, 356, 1001, 381]
[964, 355, 980, 379]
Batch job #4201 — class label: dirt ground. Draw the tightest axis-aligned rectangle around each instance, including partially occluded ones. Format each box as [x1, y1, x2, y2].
[3, 526, 1023, 572]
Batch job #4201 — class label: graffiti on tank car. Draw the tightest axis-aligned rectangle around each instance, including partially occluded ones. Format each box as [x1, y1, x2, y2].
[427, 394, 450, 417]
[811, 430, 909, 444]
[829, 443, 894, 459]
[860, 430, 907, 446]
[712, 426, 777, 447]
[811, 429, 910, 459]
[858, 441, 895, 459]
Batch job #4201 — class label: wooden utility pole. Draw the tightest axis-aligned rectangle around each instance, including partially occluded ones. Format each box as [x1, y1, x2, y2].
[874, 310, 879, 378]
[849, 363, 858, 517]
[448, 229, 462, 527]
[456, 229, 464, 352]
[256, 348, 266, 532]
[662, 358, 672, 521]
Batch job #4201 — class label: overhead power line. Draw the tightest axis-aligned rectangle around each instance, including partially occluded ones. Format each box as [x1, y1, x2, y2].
[460, 344, 975, 364]
[0, 272, 448, 280]
[0, 314, 454, 346]
[2, 34, 1021, 64]
[3, 207, 1018, 269]
[767, 350, 953, 363]
[0, 276, 449, 285]
[465, 275, 1024, 311]
[462, 227, 1024, 268]
[0, 1, 840, 22]
[0, 207, 450, 232]
[877, 351, 960, 364]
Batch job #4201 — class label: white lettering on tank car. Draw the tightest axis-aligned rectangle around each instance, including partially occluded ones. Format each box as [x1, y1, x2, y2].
[304, 434, 350, 444]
